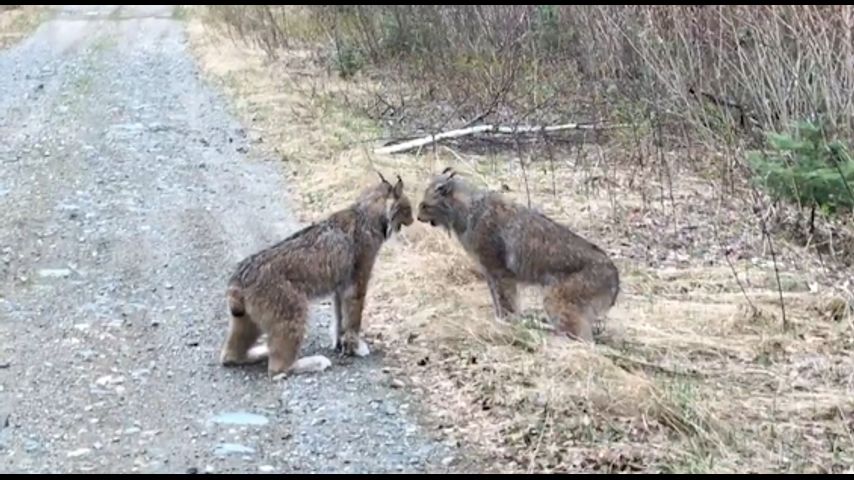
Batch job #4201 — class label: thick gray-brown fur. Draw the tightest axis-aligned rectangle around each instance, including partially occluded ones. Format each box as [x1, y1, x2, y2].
[220, 174, 414, 378]
[416, 167, 619, 342]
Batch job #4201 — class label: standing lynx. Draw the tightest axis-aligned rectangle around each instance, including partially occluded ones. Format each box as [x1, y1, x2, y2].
[220, 174, 413, 378]
[416, 168, 619, 342]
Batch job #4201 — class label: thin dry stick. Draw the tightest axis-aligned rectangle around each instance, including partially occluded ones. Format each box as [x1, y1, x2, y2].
[712, 212, 757, 313]
[514, 132, 532, 208]
[526, 404, 552, 473]
[601, 350, 708, 378]
[541, 132, 557, 198]
[754, 197, 789, 332]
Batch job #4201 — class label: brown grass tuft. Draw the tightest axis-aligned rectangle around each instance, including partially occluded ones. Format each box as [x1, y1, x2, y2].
[0, 5, 48, 49]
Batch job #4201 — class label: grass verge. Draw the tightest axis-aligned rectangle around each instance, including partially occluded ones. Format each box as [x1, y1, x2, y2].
[184, 8, 854, 473]
[0, 6, 50, 50]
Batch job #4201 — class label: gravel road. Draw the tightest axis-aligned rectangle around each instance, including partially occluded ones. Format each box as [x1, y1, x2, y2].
[0, 5, 462, 473]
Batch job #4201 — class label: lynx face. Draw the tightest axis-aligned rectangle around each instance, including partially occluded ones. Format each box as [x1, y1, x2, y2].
[386, 178, 413, 236]
[374, 173, 413, 237]
[417, 167, 456, 229]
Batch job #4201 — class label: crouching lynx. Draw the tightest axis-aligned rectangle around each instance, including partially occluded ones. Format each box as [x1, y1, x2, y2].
[220, 173, 413, 378]
[417, 168, 619, 342]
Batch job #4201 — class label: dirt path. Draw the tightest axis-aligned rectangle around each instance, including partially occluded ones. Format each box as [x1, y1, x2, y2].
[0, 5, 461, 473]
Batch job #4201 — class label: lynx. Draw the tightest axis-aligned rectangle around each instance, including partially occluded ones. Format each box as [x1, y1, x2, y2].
[416, 168, 619, 342]
[220, 173, 413, 378]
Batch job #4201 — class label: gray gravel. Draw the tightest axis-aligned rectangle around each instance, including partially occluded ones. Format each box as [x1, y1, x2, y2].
[0, 5, 466, 474]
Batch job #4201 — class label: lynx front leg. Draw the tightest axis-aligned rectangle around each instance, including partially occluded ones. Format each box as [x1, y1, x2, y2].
[341, 284, 370, 358]
[486, 274, 518, 322]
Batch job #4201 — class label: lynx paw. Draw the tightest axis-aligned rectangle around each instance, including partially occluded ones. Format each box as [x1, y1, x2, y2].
[341, 333, 371, 358]
[247, 344, 270, 362]
[354, 338, 370, 357]
[271, 355, 333, 381]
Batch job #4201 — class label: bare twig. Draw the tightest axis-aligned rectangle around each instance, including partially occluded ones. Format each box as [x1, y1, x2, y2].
[511, 123, 532, 208]
[601, 351, 708, 379]
[526, 404, 552, 474]
[751, 192, 789, 332]
[713, 193, 757, 313]
[766, 228, 789, 332]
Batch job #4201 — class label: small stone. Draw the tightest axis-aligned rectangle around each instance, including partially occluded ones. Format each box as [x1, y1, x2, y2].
[38, 268, 71, 278]
[67, 448, 91, 458]
[258, 465, 275, 473]
[95, 375, 124, 386]
[211, 411, 269, 426]
[441, 456, 455, 466]
[213, 443, 255, 456]
[390, 378, 405, 389]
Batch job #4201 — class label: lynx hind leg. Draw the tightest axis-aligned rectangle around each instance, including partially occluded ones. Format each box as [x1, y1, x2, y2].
[220, 285, 263, 366]
[543, 280, 595, 343]
[220, 313, 263, 366]
[267, 327, 332, 380]
[254, 283, 332, 379]
[586, 292, 615, 339]
[261, 294, 306, 378]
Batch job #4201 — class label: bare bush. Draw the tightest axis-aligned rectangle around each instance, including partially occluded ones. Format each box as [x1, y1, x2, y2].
[205, 6, 854, 146]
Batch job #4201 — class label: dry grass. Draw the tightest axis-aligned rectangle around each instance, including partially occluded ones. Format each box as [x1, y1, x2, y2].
[185, 9, 854, 473]
[0, 5, 48, 50]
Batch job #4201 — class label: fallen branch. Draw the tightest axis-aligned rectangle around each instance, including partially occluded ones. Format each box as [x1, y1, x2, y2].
[375, 122, 619, 155]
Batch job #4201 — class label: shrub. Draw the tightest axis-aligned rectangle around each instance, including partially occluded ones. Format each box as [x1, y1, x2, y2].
[749, 121, 854, 218]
